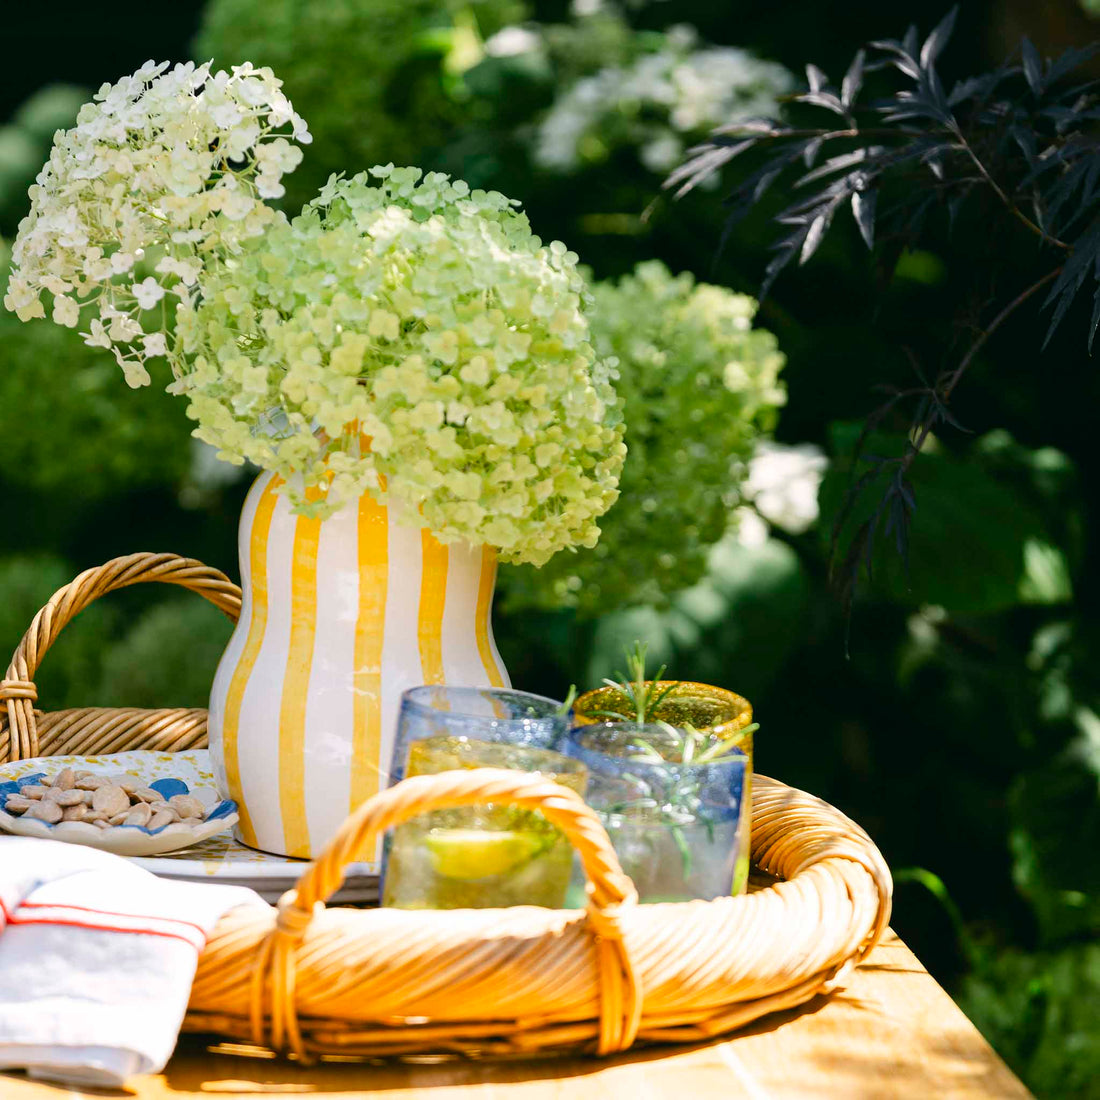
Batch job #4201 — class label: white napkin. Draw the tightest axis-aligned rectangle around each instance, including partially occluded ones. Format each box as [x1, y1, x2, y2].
[0, 837, 266, 1087]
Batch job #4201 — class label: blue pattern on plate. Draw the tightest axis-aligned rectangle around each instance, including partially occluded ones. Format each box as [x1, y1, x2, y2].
[0, 773, 236, 835]
[0, 773, 44, 797]
[149, 778, 188, 800]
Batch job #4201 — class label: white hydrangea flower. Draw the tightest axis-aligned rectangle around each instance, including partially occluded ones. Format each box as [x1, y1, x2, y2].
[4, 60, 311, 385]
[744, 441, 828, 534]
[131, 277, 165, 311]
[534, 28, 793, 174]
[484, 26, 542, 58]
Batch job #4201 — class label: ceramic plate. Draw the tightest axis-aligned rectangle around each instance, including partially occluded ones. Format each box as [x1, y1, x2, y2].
[0, 751, 378, 904]
[0, 752, 237, 855]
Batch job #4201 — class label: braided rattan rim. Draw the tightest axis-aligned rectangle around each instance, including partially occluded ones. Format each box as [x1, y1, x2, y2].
[179, 767, 891, 1062]
[0, 553, 240, 763]
[1, 552, 894, 1062]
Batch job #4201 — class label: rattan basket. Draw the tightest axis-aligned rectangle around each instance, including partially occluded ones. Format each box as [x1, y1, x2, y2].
[0, 552, 893, 1062]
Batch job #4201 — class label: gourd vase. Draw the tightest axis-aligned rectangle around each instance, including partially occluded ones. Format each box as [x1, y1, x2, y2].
[207, 469, 510, 860]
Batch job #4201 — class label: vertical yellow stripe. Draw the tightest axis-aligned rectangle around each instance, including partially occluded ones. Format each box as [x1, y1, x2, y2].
[475, 545, 505, 688]
[418, 530, 448, 685]
[351, 494, 388, 809]
[221, 476, 281, 849]
[278, 499, 323, 858]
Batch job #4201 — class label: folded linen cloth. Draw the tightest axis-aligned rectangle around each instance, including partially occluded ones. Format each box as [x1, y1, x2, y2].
[0, 837, 266, 1087]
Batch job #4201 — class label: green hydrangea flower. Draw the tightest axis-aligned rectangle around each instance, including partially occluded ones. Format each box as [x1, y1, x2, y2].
[501, 260, 785, 612]
[175, 166, 625, 566]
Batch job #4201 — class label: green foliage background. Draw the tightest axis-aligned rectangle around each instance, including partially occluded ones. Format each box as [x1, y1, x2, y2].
[4, 1, 1100, 1095]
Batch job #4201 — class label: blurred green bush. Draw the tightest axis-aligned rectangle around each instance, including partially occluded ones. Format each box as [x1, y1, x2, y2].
[1, 4, 1098, 1096]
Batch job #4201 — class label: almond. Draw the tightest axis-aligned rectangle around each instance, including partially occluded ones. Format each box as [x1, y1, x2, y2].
[25, 800, 62, 823]
[124, 803, 152, 827]
[51, 789, 87, 808]
[168, 794, 206, 819]
[4, 795, 33, 814]
[133, 787, 161, 803]
[92, 785, 130, 816]
[18, 785, 46, 800]
[61, 804, 88, 822]
[147, 810, 175, 831]
[75, 775, 110, 791]
[53, 767, 76, 791]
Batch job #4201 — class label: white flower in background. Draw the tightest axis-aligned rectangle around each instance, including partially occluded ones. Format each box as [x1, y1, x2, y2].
[640, 132, 683, 172]
[533, 24, 793, 173]
[733, 505, 771, 549]
[744, 442, 828, 534]
[484, 26, 542, 58]
[4, 60, 311, 386]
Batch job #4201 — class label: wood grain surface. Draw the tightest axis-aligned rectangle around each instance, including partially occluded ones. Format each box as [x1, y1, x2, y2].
[1, 931, 1032, 1099]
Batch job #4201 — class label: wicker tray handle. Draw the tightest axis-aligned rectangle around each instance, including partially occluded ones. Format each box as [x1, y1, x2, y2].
[0, 552, 241, 764]
[258, 768, 642, 1057]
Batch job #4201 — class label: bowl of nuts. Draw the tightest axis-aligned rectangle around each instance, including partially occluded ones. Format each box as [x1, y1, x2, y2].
[0, 762, 238, 856]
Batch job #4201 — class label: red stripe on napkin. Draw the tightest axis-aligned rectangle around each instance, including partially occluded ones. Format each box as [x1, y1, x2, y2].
[6, 914, 201, 951]
[19, 900, 208, 939]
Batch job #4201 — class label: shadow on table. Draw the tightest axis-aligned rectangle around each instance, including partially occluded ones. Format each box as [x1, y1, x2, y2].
[163, 1006, 830, 1097]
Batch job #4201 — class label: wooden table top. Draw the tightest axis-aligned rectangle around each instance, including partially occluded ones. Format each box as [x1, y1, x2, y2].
[1, 930, 1032, 1100]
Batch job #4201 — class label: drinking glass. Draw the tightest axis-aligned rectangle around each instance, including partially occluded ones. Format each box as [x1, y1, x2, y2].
[564, 722, 749, 904]
[382, 686, 585, 909]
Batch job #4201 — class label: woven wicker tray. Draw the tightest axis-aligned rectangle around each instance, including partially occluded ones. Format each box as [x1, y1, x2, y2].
[0, 553, 893, 1062]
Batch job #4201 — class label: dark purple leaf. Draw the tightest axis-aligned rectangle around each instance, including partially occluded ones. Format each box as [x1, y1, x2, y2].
[795, 148, 872, 187]
[920, 7, 958, 71]
[1021, 38, 1042, 95]
[800, 214, 829, 263]
[903, 25, 920, 61]
[852, 189, 877, 248]
[1045, 44, 1100, 87]
[806, 64, 829, 93]
[842, 50, 865, 109]
[795, 91, 848, 116]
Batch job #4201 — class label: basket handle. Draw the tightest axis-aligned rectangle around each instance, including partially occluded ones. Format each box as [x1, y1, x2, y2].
[254, 768, 642, 1059]
[1, 552, 241, 762]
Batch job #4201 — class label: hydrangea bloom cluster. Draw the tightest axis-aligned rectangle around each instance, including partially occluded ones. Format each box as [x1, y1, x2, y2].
[502, 261, 785, 613]
[4, 60, 310, 387]
[533, 26, 793, 174]
[175, 166, 625, 565]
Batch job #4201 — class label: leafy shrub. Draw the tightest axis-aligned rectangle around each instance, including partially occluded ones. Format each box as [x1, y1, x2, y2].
[0, 555, 119, 711]
[96, 598, 236, 709]
[194, 0, 525, 210]
[0, 240, 189, 499]
[960, 943, 1100, 1100]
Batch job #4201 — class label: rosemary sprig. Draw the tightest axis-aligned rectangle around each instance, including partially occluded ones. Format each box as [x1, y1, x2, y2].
[608, 720, 757, 880]
[555, 685, 578, 717]
[593, 642, 681, 722]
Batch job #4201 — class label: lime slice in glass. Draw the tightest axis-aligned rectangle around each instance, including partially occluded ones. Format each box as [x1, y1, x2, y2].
[424, 828, 545, 880]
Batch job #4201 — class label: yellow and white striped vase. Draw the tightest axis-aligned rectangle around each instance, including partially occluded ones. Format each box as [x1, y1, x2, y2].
[206, 470, 510, 861]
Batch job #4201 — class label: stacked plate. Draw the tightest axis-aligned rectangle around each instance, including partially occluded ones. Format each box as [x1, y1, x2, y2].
[0, 750, 378, 905]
